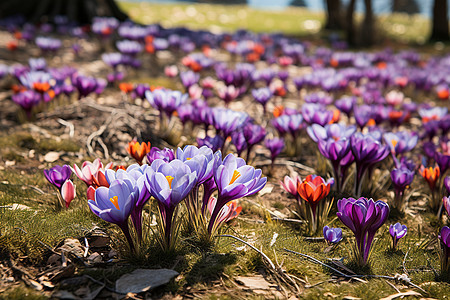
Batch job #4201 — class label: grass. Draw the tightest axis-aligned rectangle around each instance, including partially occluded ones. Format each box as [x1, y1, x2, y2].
[1, 142, 449, 297]
[1, 2, 449, 298]
[118, 1, 437, 45]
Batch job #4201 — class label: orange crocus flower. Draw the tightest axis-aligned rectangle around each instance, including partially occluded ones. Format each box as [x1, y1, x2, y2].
[297, 175, 331, 215]
[419, 165, 440, 190]
[273, 105, 284, 118]
[119, 82, 133, 93]
[126, 140, 151, 165]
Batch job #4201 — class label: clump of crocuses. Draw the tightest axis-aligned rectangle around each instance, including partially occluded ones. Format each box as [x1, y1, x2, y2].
[297, 175, 333, 235]
[337, 197, 389, 266]
[389, 223, 407, 251]
[44, 165, 76, 208]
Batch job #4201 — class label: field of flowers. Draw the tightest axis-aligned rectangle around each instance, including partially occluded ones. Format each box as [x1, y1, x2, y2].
[0, 3, 449, 299]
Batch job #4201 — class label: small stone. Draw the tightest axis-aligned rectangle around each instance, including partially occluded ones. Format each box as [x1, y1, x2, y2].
[235, 275, 273, 291]
[44, 152, 60, 162]
[115, 269, 179, 294]
[87, 252, 102, 263]
[5, 160, 16, 166]
[51, 290, 78, 300]
[58, 238, 85, 257]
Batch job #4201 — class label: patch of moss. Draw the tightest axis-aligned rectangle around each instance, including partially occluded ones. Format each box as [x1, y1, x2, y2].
[0, 285, 48, 300]
[2, 151, 25, 162]
[37, 138, 80, 153]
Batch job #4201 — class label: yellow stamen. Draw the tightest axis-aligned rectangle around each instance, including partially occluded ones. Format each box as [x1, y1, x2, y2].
[110, 196, 120, 210]
[391, 139, 398, 149]
[229, 170, 241, 185]
[186, 158, 191, 160]
[166, 175, 174, 188]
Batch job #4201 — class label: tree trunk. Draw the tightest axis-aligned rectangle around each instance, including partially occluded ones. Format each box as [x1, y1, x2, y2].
[0, 0, 128, 24]
[346, 0, 356, 46]
[361, 0, 375, 46]
[325, 0, 343, 29]
[430, 0, 449, 41]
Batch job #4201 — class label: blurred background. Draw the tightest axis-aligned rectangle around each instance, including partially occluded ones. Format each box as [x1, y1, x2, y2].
[1, 0, 449, 47]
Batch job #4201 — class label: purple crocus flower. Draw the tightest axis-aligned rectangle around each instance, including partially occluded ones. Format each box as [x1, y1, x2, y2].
[252, 87, 272, 113]
[133, 84, 150, 100]
[0, 64, 9, 79]
[243, 123, 266, 160]
[104, 164, 150, 241]
[272, 114, 303, 138]
[35, 36, 61, 52]
[317, 137, 351, 192]
[323, 226, 342, 244]
[145, 159, 197, 250]
[177, 145, 218, 186]
[438, 226, 450, 273]
[302, 104, 333, 126]
[146, 147, 175, 164]
[351, 133, 389, 197]
[212, 108, 249, 138]
[337, 197, 389, 266]
[12, 90, 41, 118]
[389, 223, 407, 250]
[44, 165, 72, 190]
[435, 152, 450, 175]
[145, 89, 188, 120]
[354, 105, 374, 129]
[102, 52, 123, 69]
[29, 58, 47, 71]
[444, 176, 450, 194]
[231, 131, 247, 157]
[307, 123, 356, 143]
[335, 96, 356, 117]
[209, 154, 266, 234]
[265, 137, 284, 165]
[180, 70, 200, 90]
[116, 40, 143, 56]
[197, 135, 225, 152]
[383, 131, 418, 157]
[88, 179, 139, 251]
[72, 75, 101, 99]
[390, 167, 414, 211]
[304, 92, 333, 106]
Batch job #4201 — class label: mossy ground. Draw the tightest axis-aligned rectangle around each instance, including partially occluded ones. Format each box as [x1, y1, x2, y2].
[1, 145, 449, 298]
[0, 2, 450, 299]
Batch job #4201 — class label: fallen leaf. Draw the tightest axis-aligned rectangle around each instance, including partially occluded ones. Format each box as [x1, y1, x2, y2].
[379, 290, 422, 300]
[8, 203, 31, 210]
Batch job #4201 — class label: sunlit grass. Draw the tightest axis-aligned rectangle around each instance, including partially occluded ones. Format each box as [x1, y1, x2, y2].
[118, 1, 436, 44]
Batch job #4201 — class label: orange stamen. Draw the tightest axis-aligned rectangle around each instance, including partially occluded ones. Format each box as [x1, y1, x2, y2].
[166, 176, 174, 188]
[229, 170, 241, 185]
[110, 196, 120, 210]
